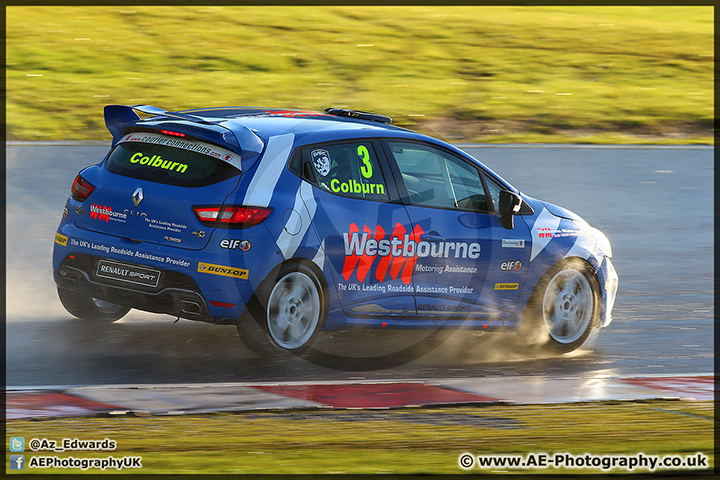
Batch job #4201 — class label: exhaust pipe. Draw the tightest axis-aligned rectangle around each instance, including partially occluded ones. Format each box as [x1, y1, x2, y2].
[180, 300, 202, 316]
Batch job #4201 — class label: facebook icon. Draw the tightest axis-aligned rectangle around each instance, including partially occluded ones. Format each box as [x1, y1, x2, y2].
[10, 455, 25, 470]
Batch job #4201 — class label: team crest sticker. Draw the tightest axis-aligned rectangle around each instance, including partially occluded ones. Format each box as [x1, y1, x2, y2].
[311, 149, 331, 177]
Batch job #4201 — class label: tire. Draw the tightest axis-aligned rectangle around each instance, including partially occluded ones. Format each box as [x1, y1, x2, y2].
[57, 286, 131, 322]
[237, 263, 326, 356]
[518, 259, 599, 353]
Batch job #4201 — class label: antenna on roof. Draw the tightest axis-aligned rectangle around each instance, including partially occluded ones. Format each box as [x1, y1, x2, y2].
[324, 108, 392, 124]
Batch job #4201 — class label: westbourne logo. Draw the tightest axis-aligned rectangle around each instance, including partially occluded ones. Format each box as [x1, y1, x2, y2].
[90, 204, 111, 222]
[536, 227, 553, 239]
[90, 204, 127, 222]
[342, 223, 481, 285]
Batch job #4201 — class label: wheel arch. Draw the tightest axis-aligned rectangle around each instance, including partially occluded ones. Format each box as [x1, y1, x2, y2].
[518, 253, 600, 320]
[241, 256, 330, 327]
[518, 255, 601, 353]
[524, 255, 601, 313]
[283, 257, 330, 329]
[265, 256, 329, 297]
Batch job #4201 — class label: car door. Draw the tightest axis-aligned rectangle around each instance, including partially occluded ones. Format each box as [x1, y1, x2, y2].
[383, 140, 532, 318]
[292, 139, 417, 317]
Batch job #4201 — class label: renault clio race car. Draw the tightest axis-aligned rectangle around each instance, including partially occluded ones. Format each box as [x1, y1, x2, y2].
[52, 105, 618, 355]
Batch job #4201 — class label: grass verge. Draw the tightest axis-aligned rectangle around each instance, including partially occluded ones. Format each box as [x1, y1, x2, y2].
[6, 6, 714, 144]
[7, 400, 714, 474]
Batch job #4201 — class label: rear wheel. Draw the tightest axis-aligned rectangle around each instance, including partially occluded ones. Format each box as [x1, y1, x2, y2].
[519, 259, 598, 353]
[237, 263, 326, 356]
[57, 286, 130, 322]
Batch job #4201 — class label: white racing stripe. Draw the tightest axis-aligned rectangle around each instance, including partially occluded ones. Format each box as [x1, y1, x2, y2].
[529, 208, 561, 262]
[301, 182, 325, 268]
[299, 177, 317, 216]
[242, 133, 295, 207]
[276, 181, 317, 259]
[563, 230, 600, 262]
[312, 240, 326, 271]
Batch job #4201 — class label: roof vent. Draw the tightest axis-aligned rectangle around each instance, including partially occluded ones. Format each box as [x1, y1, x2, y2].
[324, 108, 392, 124]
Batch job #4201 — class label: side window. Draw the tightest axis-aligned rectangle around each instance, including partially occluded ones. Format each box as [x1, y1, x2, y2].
[387, 141, 490, 212]
[301, 142, 389, 200]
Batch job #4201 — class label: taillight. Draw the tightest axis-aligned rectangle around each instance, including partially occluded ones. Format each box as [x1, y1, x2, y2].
[71, 174, 95, 201]
[193, 206, 272, 228]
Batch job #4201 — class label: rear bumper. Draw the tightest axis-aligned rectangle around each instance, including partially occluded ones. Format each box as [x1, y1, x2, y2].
[52, 221, 261, 322]
[58, 255, 213, 322]
[57, 253, 221, 322]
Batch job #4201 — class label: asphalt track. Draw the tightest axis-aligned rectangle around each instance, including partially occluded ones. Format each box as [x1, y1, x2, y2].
[6, 143, 713, 387]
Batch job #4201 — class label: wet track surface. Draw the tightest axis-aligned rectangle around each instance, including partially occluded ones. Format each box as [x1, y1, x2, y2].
[6, 143, 713, 386]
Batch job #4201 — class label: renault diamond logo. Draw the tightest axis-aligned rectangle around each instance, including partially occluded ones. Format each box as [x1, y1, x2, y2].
[132, 187, 144, 207]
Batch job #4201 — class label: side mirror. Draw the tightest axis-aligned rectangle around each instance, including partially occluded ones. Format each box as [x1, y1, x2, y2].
[499, 190, 522, 229]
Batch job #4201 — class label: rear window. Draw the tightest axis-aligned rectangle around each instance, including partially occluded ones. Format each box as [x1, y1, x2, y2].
[106, 142, 241, 187]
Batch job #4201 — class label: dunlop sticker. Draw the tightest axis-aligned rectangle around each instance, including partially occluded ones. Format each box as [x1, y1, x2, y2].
[197, 262, 249, 280]
[55, 233, 68, 247]
[494, 283, 519, 291]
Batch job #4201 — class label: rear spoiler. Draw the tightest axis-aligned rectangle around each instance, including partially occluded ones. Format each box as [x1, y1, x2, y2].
[103, 105, 265, 160]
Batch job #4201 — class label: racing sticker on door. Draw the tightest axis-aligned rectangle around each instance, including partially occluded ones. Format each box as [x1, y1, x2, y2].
[342, 222, 481, 285]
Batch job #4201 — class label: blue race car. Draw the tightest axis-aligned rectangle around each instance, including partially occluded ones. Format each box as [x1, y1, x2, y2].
[53, 105, 618, 354]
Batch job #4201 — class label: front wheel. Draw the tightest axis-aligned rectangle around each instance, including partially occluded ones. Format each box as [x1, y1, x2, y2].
[237, 263, 326, 356]
[57, 287, 130, 322]
[518, 259, 599, 353]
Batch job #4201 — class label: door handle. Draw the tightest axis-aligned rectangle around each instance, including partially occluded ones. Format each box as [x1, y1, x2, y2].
[420, 234, 446, 242]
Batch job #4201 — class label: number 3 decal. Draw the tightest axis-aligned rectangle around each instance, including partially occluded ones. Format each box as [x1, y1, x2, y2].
[357, 145, 372, 179]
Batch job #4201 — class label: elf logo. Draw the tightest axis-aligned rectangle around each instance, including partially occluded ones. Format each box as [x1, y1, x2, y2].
[342, 223, 481, 285]
[219, 239, 252, 252]
[500, 260, 522, 272]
